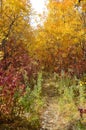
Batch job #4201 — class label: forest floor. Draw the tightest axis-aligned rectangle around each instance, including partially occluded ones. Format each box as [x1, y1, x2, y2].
[40, 77, 61, 130]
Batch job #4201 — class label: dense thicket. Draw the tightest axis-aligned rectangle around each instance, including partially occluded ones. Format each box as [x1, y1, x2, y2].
[30, 0, 86, 77]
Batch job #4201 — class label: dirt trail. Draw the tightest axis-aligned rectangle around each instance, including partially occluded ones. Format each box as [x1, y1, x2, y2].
[40, 77, 63, 130]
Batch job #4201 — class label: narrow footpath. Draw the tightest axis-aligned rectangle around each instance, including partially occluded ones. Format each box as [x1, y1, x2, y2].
[40, 77, 66, 130]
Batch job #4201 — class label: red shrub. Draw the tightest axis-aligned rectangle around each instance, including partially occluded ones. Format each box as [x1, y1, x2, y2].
[0, 38, 39, 117]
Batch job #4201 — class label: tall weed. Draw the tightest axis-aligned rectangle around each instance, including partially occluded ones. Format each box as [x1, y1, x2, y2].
[55, 73, 86, 129]
[19, 72, 43, 126]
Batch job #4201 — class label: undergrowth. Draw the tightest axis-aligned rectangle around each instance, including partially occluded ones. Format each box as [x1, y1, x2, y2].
[54, 72, 86, 130]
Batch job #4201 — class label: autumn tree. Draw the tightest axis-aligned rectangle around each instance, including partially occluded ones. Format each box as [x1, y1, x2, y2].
[0, 0, 31, 38]
[30, 0, 86, 76]
[0, 0, 35, 68]
[0, 0, 40, 118]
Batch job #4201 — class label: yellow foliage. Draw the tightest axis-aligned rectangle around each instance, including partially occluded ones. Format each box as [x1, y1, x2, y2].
[29, 0, 86, 71]
[0, 0, 32, 48]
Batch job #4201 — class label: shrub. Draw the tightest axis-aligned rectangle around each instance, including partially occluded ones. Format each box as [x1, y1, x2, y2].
[19, 72, 43, 127]
[55, 73, 86, 129]
[0, 39, 40, 121]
